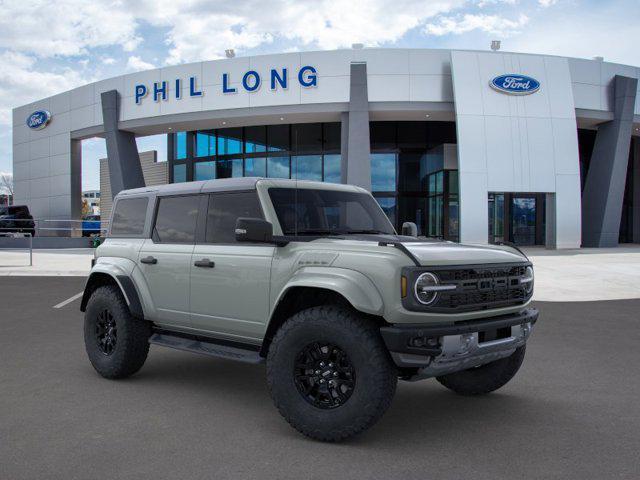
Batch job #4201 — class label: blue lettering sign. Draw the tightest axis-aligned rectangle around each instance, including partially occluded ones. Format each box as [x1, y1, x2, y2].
[298, 66, 317, 87]
[153, 81, 168, 102]
[490, 74, 540, 95]
[26, 110, 51, 130]
[135, 85, 148, 104]
[242, 70, 261, 92]
[190, 76, 202, 97]
[222, 73, 236, 94]
[270, 68, 287, 90]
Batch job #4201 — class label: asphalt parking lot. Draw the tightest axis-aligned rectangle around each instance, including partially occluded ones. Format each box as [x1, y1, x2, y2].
[1, 277, 639, 479]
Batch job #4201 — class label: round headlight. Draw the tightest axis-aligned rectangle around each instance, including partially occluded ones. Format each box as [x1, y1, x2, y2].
[414, 272, 440, 305]
[522, 266, 534, 294]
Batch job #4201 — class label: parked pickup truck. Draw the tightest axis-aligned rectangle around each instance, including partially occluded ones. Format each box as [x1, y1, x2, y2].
[81, 178, 537, 441]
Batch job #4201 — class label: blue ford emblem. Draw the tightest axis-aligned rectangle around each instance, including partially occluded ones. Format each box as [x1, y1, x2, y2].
[490, 74, 540, 95]
[26, 110, 52, 130]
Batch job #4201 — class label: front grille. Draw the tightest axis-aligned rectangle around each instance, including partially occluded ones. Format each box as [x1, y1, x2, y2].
[403, 263, 532, 313]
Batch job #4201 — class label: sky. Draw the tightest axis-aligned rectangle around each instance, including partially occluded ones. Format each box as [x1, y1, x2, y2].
[0, 0, 639, 192]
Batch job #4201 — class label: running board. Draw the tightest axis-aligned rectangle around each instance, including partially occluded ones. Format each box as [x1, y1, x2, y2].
[149, 333, 264, 364]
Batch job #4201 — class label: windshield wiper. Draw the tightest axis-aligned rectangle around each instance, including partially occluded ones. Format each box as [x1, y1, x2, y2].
[285, 228, 343, 236]
[343, 229, 391, 235]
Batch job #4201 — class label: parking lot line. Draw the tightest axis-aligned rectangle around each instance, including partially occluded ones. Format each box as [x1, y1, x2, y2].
[53, 292, 84, 309]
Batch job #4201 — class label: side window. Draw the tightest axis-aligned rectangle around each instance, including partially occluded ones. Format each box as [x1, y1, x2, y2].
[153, 195, 200, 244]
[205, 192, 263, 243]
[110, 197, 148, 236]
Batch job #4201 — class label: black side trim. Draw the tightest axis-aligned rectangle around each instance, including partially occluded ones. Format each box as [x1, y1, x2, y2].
[116, 275, 144, 319]
[378, 241, 421, 266]
[380, 308, 538, 355]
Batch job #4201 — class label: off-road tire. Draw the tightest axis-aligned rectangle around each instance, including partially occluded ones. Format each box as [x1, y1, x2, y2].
[436, 345, 526, 395]
[266, 305, 397, 442]
[84, 285, 151, 379]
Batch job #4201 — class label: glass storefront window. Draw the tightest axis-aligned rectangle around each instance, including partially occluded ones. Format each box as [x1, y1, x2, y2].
[292, 124, 322, 153]
[217, 159, 243, 178]
[292, 155, 322, 181]
[323, 123, 341, 152]
[244, 157, 266, 177]
[371, 153, 397, 192]
[398, 153, 429, 192]
[217, 128, 242, 155]
[399, 197, 425, 236]
[323, 154, 341, 183]
[194, 161, 216, 181]
[245, 126, 267, 153]
[196, 131, 215, 157]
[267, 156, 290, 178]
[175, 132, 187, 160]
[173, 163, 187, 182]
[268, 125, 289, 152]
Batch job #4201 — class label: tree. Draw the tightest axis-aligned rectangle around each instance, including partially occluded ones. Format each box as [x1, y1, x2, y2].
[81, 199, 91, 217]
[0, 172, 13, 205]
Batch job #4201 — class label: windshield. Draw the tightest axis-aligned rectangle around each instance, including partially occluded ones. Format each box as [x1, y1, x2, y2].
[268, 188, 395, 236]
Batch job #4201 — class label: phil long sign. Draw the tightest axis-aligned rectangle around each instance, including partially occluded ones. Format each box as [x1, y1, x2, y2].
[490, 74, 540, 95]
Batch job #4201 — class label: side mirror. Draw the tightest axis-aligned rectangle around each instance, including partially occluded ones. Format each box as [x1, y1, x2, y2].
[401, 222, 418, 237]
[235, 217, 274, 243]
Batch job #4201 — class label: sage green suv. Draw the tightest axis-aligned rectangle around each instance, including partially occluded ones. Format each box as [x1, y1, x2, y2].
[81, 177, 537, 441]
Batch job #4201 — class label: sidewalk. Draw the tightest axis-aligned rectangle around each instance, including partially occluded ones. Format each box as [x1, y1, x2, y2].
[1, 246, 640, 302]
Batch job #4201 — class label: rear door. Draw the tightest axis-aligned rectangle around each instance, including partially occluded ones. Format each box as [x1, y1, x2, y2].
[138, 194, 201, 328]
[190, 191, 274, 341]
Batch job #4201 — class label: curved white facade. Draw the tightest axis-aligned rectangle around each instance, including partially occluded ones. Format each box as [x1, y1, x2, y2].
[11, 48, 640, 248]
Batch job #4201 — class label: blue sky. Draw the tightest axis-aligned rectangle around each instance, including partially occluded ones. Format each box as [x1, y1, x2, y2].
[1, 0, 639, 191]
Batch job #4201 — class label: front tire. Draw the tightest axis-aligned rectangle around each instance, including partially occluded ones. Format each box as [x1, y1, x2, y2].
[436, 345, 526, 396]
[266, 306, 397, 442]
[84, 285, 151, 379]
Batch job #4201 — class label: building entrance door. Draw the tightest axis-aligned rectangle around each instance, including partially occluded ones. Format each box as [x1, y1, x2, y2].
[489, 193, 545, 246]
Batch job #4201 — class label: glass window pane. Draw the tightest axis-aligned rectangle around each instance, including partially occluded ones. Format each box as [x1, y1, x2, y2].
[398, 153, 428, 192]
[374, 197, 397, 228]
[323, 123, 341, 152]
[173, 164, 187, 183]
[370, 122, 396, 150]
[291, 123, 322, 153]
[217, 128, 242, 155]
[292, 155, 322, 181]
[206, 192, 263, 243]
[399, 196, 425, 236]
[245, 126, 267, 153]
[110, 197, 148, 236]
[448, 170, 459, 195]
[196, 131, 215, 157]
[323, 154, 341, 183]
[397, 121, 426, 148]
[268, 124, 289, 152]
[217, 159, 243, 178]
[175, 132, 187, 160]
[154, 195, 199, 244]
[244, 157, 266, 177]
[371, 153, 396, 192]
[194, 161, 216, 181]
[267, 156, 290, 178]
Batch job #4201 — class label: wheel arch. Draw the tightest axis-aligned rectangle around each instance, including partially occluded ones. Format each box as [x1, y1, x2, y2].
[260, 269, 386, 357]
[81, 270, 144, 319]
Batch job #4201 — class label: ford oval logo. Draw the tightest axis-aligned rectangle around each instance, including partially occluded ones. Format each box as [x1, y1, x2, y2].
[490, 74, 540, 95]
[26, 110, 52, 130]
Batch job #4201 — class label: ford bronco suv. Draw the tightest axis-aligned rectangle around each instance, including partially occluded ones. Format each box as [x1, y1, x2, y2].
[81, 177, 537, 441]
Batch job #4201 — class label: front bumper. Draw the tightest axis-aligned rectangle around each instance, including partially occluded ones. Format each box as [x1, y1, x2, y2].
[380, 308, 538, 380]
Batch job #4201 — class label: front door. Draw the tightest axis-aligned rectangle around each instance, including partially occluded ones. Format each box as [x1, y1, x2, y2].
[137, 194, 200, 327]
[510, 196, 537, 246]
[189, 191, 274, 341]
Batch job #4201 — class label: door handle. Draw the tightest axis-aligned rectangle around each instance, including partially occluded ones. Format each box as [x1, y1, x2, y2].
[140, 256, 158, 265]
[194, 258, 215, 268]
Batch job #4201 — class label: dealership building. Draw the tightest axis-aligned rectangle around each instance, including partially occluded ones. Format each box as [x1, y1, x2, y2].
[11, 48, 640, 248]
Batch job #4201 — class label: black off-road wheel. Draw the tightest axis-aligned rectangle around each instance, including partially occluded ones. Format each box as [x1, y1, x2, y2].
[436, 345, 526, 396]
[84, 285, 151, 379]
[266, 305, 397, 442]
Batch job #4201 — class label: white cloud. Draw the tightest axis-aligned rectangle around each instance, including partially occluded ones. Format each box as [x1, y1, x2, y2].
[126, 55, 155, 72]
[538, 0, 558, 6]
[425, 13, 529, 36]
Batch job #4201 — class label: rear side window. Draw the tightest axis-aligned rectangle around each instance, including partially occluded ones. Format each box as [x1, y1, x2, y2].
[153, 195, 200, 244]
[110, 197, 148, 236]
[205, 192, 262, 243]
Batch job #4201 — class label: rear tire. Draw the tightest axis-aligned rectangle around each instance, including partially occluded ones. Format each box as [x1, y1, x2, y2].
[436, 345, 526, 395]
[84, 285, 151, 379]
[266, 305, 397, 442]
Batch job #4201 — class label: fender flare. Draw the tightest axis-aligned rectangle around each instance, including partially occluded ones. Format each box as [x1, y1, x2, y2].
[273, 267, 385, 316]
[81, 263, 144, 319]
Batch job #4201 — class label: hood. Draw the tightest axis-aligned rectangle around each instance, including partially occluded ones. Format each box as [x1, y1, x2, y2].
[402, 241, 527, 265]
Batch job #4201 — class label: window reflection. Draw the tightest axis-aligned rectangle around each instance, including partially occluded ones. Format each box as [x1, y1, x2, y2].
[196, 131, 215, 157]
[217, 159, 243, 178]
[194, 161, 216, 181]
[323, 154, 341, 183]
[217, 128, 242, 155]
[375, 197, 396, 227]
[175, 132, 187, 160]
[173, 163, 186, 182]
[245, 126, 267, 153]
[245, 157, 266, 177]
[292, 155, 322, 181]
[267, 156, 290, 178]
[371, 153, 396, 192]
